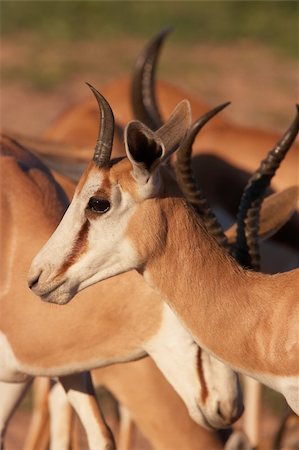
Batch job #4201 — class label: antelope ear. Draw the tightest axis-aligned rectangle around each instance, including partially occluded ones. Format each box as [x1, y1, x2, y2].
[156, 99, 192, 154]
[125, 120, 165, 184]
[125, 99, 192, 184]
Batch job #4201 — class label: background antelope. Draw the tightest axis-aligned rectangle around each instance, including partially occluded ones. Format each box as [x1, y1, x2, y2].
[29, 90, 299, 417]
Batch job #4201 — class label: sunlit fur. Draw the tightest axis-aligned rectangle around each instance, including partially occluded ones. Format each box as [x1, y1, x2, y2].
[30, 105, 299, 414]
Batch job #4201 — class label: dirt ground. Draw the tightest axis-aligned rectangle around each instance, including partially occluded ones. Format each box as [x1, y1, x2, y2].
[1, 35, 298, 450]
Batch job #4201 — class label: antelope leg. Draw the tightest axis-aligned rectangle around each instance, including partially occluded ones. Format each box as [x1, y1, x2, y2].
[58, 372, 115, 450]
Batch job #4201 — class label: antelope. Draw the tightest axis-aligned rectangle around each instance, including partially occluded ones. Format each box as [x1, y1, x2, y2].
[0, 122, 246, 449]
[29, 89, 299, 417]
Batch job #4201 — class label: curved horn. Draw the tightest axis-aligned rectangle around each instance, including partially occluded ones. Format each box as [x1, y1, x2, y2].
[235, 104, 299, 270]
[86, 83, 114, 167]
[131, 27, 172, 130]
[175, 102, 231, 250]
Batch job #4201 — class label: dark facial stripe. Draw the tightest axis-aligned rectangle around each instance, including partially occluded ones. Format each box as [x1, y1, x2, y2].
[197, 348, 209, 404]
[56, 220, 90, 277]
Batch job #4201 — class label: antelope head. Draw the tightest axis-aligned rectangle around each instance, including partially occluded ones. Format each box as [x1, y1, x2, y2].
[28, 85, 193, 304]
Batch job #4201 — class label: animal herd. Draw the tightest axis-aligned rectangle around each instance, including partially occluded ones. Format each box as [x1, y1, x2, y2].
[1, 29, 298, 450]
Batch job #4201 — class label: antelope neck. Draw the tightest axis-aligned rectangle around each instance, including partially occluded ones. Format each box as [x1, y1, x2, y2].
[142, 197, 298, 376]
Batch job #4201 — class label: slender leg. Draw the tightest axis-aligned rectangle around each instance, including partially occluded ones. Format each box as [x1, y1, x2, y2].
[70, 414, 82, 450]
[59, 372, 115, 450]
[243, 376, 261, 449]
[49, 381, 73, 450]
[0, 378, 32, 450]
[117, 405, 135, 450]
[23, 377, 50, 450]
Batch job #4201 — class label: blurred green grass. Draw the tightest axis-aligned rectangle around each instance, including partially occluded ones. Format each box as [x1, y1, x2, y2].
[1, 1, 298, 57]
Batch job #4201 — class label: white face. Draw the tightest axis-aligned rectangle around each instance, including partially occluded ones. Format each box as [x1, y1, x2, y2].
[28, 163, 143, 304]
[28, 108, 184, 304]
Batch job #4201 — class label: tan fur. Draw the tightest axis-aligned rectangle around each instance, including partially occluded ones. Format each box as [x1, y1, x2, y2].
[127, 194, 299, 376]
[110, 159, 141, 200]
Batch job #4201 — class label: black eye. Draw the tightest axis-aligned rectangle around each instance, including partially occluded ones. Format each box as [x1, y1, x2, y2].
[87, 197, 110, 214]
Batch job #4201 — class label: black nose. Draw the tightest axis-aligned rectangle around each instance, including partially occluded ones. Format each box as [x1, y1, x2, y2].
[28, 273, 41, 290]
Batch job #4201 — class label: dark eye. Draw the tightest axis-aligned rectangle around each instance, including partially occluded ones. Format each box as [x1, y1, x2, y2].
[87, 197, 110, 214]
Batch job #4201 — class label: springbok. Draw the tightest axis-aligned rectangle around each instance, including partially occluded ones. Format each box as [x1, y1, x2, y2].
[1, 114, 246, 449]
[29, 89, 299, 416]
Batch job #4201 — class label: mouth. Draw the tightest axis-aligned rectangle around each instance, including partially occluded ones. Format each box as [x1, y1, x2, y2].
[190, 400, 220, 430]
[201, 413, 235, 430]
[193, 399, 236, 430]
[38, 281, 76, 305]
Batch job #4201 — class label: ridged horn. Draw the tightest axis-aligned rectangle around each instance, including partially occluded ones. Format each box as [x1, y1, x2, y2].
[175, 102, 231, 250]
[86, 83, 114, 167]
[131, 27, 172, 130]
[235, 104, 299, 270]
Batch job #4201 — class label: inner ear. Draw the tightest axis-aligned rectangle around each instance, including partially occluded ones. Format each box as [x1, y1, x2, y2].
[126, 121, 164, 171]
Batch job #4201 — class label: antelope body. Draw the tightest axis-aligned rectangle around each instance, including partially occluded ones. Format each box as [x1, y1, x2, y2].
[1, 133, 247, 450]
[29, 94, 299, 415]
